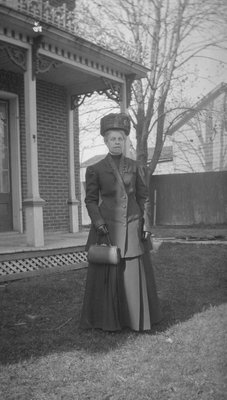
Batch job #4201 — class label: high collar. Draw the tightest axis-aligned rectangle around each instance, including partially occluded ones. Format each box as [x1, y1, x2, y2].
[109, 152, 123, 158]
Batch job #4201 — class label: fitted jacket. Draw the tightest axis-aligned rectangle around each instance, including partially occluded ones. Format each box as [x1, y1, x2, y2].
[85, 153, 152, 258]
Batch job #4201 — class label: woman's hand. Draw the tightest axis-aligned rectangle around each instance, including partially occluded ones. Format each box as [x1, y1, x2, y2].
[142, 231, 151, 240]
[97, 224, 109, 236]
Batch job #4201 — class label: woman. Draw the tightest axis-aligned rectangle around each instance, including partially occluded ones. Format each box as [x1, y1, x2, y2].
[80, 112, 161, 331]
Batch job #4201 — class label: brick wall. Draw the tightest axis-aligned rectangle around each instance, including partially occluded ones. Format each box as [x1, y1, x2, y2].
[0, 70, 82, 233]
[37, 79, 69, 232]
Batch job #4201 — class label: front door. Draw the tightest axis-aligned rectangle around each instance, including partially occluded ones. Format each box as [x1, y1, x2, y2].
[0, 100, 13, 232]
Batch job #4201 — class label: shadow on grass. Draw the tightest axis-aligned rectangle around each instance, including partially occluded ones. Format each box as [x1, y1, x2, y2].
[0, 243, 226, 365]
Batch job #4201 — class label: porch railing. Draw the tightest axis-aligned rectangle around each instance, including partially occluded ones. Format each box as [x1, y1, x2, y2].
[0, 0, 76, 33]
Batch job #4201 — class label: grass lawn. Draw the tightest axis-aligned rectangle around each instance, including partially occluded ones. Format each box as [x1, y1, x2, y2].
[0, 243, 226, 400]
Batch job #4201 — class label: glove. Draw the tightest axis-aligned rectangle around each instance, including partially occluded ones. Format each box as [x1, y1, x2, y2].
[97, 224, 109, 236]
[142, 231, 151, 240]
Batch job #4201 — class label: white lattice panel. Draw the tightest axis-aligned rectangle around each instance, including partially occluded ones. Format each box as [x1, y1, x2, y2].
[0, 251, 88, 276]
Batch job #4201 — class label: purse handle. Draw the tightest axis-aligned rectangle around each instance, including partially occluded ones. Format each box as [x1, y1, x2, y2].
[97, 232, 112, 246]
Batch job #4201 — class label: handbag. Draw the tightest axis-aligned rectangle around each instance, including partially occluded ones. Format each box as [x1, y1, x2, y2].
[87, 233, 121, 265]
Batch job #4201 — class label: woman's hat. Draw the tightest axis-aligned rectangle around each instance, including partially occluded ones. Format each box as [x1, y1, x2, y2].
[100, 113, 130, 136]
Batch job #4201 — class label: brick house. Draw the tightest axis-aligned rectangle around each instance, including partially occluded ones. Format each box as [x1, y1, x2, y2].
[0, 0, 148, 246]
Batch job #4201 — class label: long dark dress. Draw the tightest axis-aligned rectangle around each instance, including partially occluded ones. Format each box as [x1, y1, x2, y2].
[80, 154, 162, 331]
[80, 248, 161, 331]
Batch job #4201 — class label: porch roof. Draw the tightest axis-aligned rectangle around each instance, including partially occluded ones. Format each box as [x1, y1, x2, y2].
[0, 1, 149, 96]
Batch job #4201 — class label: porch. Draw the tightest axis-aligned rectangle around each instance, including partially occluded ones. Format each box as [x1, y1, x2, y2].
[1, 225, 226, 283]
[0, 231, 89, 254]
[0, 231, 89, 282]
[0, 0, 149, 249]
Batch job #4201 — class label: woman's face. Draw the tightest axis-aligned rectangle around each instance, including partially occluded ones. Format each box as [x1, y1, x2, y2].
[104, 130, 125, 155]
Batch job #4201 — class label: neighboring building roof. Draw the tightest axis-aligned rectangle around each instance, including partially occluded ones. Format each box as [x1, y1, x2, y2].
[167, 82, 227, 136]
[81, 146, 173, 168]
[81, 154, 106, 168]
[148, 146, 173, 163]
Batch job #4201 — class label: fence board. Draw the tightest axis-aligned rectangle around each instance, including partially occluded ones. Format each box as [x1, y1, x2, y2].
[149, 171, 227, 225]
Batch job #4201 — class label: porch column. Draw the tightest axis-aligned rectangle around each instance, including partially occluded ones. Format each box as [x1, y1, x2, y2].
[120, 80, 131, 158]
[23, 47, 45, 246]
[67, 95, 79, 232]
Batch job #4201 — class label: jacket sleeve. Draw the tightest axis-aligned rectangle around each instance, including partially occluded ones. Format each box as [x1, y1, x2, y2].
[135, 165, 152, 232]
[85, 165, 105, 228]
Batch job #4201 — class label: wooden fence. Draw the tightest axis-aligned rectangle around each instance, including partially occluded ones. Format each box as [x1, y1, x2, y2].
[149, 171, 227, 226]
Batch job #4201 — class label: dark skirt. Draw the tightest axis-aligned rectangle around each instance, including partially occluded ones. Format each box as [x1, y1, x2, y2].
[79, 245, 162, 331]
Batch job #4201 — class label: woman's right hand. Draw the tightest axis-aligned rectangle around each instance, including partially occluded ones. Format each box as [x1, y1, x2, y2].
[97, 224, 109, 236]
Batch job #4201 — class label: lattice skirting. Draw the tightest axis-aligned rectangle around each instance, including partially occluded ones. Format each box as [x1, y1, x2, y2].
[0, 251, 88, 276]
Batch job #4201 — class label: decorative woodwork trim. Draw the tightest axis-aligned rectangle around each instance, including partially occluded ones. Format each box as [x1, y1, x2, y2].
[71, 78, 122, 109]
[0, 41, 27, 71]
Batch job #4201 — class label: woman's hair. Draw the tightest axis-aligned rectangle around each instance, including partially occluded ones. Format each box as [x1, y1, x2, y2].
[103, 129, 127, 143]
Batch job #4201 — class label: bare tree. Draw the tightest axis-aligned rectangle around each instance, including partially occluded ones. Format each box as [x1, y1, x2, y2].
[76, 0, 227, 174]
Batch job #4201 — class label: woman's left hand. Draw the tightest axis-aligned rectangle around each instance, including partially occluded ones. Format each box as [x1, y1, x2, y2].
[143, 231, 151, 240]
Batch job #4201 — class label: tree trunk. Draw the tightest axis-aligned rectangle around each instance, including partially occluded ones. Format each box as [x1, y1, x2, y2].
[148, 98, 166, 175]
[136, 133, 148, 166]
